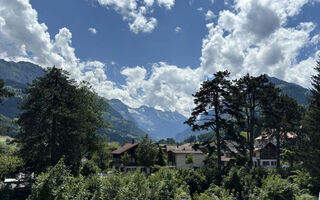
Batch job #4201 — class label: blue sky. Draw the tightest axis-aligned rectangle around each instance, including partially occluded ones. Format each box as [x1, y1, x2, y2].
[0, 0, 320, 116]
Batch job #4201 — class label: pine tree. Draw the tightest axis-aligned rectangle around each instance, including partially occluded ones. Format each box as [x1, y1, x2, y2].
[185, 70, 231, 171]
[235, 74, 270, 168]
[16, 67, 104, 174]
[301, 58, 320, 184]
[261, 88, 300, 168]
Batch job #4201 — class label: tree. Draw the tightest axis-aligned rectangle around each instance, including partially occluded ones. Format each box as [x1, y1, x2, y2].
[0, 79, 14, 136]
[235, 74, 271, 168]
[16, 67, 105, 174]
[155, 147, 167, 166]
[0, 79, 14, 104]
[184, 135, 196, 143]
[136, 134, 159, 167]
[300, 58, 320, 191]
[261, 91, 301, 168]
[185, 154, 194, 167]
[28, 159, 89, 200]
[185, 71, 231, 171]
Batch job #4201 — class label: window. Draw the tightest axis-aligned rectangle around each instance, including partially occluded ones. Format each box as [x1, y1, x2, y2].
[263, 161, 270, 166]
[271, 161, 276, 166]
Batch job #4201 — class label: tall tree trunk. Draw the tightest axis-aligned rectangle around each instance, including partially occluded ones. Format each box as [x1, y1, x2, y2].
[249, 103, 255, 168]
[276, 130, 281, 169]
[216, 126, 222, 172]
[214, 100, 222, 172]
[50, 72, 58, 166]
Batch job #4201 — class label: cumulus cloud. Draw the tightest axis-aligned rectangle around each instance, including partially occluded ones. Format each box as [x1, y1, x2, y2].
[88, 27, 97, 34]
[205, 10, 216, 21]
[96, 0, 175, 34]
[200, 0, 319, 88]
[0, 0, 114, 95]
[1, 0, 320, 118]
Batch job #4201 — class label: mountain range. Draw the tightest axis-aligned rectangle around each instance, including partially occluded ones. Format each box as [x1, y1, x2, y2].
[0, 59, 311, 142]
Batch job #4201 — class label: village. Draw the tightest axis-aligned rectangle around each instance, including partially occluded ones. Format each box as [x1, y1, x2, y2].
[111, 131, 297, 172]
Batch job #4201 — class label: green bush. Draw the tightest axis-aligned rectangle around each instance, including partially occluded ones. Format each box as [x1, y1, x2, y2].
[28, 159, 90, 200]
[249, 174, 298, 200]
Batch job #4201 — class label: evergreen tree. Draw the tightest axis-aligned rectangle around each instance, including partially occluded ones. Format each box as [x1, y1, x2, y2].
[235, 74, 270, 168]
[185, 71, 231, 171]
[0, 79, 14, 135]
[0, 79, 14, 104]
[300, 58, 320, 188]
[15, 67, 104, 174]
[261, 89, 300, 168]
[136, 134, 159, 167]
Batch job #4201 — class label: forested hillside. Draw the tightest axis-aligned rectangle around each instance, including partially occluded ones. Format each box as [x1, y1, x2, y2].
[0, 60, 145, 143]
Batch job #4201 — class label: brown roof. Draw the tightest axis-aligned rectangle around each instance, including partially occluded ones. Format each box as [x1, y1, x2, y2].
[112, 143, 138, 154]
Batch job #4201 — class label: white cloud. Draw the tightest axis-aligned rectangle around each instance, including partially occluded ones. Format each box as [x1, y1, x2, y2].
[197, 7, 203, 12]
[157, 0, 175, 9]
[96, 0, 175, 34]
[205, 10, 216, 21]
[0, 0, 113, 95]
[200, 0, 319, 88]
[175, 26, 182, 33]
[0, 0, 319, 118]
[88, 27, 97, 34]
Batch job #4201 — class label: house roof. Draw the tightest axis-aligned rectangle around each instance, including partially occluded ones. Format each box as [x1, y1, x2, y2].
[254, 141, 276, 151]
[172, 150, 204, 154]
[112, 143, 138, 154]
[256, 131, 297, 141]
[167, 143, 204, 154]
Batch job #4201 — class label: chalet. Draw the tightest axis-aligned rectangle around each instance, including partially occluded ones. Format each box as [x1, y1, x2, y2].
[252, 131, 297, 168]
[253, 141, 277, 168]
[166, 143, 206, 169]
[111, 139, 139, 172]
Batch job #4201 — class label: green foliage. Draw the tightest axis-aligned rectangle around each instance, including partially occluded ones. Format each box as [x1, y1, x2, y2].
[195, 184, 234, 200]
[184, 135, 196, 143]
[185, 70, 232, 171]
[156, 148, 167, 166]
[197, 132, 214, 143]
[300, 59, 320, 193]
[28, 159, 90, 200]
[178, 169, 206, 196]
[80, 160, 100, 177]
[90, 136, 119, 170]
[249, 174, 300, 200]
[0, 155, 23, 180]
[0, 79, 14, 104]
[235, 74, 273, 168]
[185, 154, 194, 165]
[136, 134, 159, 167]
[16, 67, 105, 174]
[290, 170, 316, 194]
[149, 168, 182, 200]
[121, 152, 130, 166]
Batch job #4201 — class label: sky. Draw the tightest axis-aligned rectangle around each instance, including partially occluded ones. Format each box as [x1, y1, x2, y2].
[0, 0, 320, 117]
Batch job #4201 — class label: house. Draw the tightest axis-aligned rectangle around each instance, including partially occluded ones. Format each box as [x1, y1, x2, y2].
[111, 139, 139, 172]
[166, 143, 206, 169]
[253, 131, 297, 168]
[112, 141, 207, 170]
[253, 141, 277, 168]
